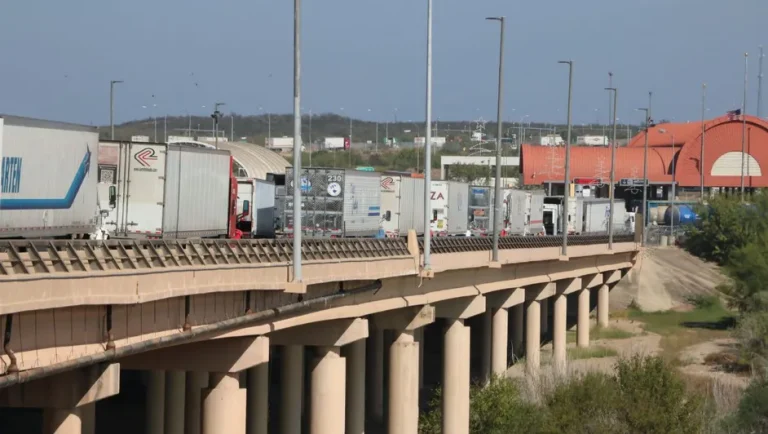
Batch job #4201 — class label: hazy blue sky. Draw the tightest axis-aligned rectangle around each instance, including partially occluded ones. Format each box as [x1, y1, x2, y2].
[1, 0, 766, 126]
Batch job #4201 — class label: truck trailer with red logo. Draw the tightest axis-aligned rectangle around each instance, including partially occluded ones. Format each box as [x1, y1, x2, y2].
[380, 173, 426, 236]
[96, 141, 237, 239]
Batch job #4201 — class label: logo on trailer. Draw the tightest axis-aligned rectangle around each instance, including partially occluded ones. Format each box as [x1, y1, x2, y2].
[430, 191, 444, 200]
[327, 182, 341, 197]
[134, 148, 158, 167]
[380, 177, 395, 191]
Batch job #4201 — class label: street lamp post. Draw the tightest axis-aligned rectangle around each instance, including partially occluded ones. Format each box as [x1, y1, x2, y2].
[660, 128, 676, 241]
[109, 80, 123, 140]
[486, 16, 505, 263]
[558, 60, 574, 257]
[292, 0, 303, 283]
[741, 52, 748, 202]
[701, 84, 707, 200]
[605, 86, 618, 250]
[211, 102, 226, 149]
[308, 109, 313, 166]
[422, 0, 434, 274]
[637, 97, 652, 247]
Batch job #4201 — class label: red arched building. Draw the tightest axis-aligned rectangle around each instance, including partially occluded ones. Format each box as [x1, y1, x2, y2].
[521, 114, 768, 191]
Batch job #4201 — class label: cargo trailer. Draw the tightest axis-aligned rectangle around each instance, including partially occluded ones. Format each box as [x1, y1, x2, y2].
[380, 174, 426, 236]
[0, 115, 100, 238]
[582, 198, 628, 233]
[468, 186, 494, 236]
[96, 141, 235, 239]
[237, 178, 276, 238]
[430, 180, 469, 236]
[284, 167, 381, 238]
[543, 196, 583, 235]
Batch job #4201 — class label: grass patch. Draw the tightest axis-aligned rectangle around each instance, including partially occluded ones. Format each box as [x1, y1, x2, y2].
[566, 327, 635, 343]
[628, 296, 736, 363]
[567, 346, 618, 360]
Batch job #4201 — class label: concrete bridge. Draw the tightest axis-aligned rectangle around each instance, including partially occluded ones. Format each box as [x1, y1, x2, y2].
[0, 234, 639, 434]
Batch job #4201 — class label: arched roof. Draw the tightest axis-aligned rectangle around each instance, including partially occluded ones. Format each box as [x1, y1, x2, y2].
[167, 139, 291, 180]
[521, 144, 673, 185]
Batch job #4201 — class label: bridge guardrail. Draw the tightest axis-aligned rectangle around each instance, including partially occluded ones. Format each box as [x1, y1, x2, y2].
[421, 234, 636, 254]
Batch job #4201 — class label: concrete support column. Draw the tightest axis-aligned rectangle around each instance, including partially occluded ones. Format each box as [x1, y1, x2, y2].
[310, 346, 346, 434]
[80, 404, 95, 434]
[577, 288, 590, 348]
[185, 371, 209, 434]
[202, 373, 246, 434]
[345, 340, 366, 434]
[540, 298, 549, 335]
[281, 345, 304, 434]
[597, 284, 609, 328]
[480, 309, 492, 384]
[511, 304, 524, 359]
[491, 307, 509, 377]
[525, 300, 541, 374]
[43, 408, 82, 434]
[368, 329, 385, 423]
[146, 370, 166, 434]
[415, 328, 425, 389]
[165, 370, 186, 434]
[388, 331, 419, 434]
[553, 293, 567, 373]
[442, 319, 471, 434]
[246, 363, 269, 434]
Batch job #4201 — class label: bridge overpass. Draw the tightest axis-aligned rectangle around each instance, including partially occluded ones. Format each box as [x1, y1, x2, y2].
[0, 233, 639, 434]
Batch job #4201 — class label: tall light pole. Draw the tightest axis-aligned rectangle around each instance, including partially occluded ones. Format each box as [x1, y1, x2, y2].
[758, 46, 764, 118]
[741, 52, 748, 201]
[422, 0, 434, 274]
[487, 16, 505, 263]
[700, 84, 707, 199]
[109, 80, 123, 140]
[660, 128, 676, 239]
[606, 87, 617, 249]
[292, 0, 303, 282]
[212, 102, 226, 149]
[637, 103, 651, 247]
[607, 73, 613, 125]
[308, 109, 313, 166]
[558, 60, 573, 257]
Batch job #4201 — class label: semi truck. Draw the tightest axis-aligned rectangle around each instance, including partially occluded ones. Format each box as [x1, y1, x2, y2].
[380, 173, 426, 236]
[430, 180, 469, 236]
[284, 167, 381, 238]
[582, 198, 628, 233]
[96, 141, 237, 239]
[237, 178, 276, 238]
[0, 115, 100, 238]
[503, 190, 545, 236]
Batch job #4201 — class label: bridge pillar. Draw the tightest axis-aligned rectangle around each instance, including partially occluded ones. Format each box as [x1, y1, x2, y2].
[368, 329, 385, 424]
[281, 345, 305, 434]
[388, 330, 419, 434]
[480, 309, 493, 384]
[487, 288, 524, 377]
[344, 339, 366, 434]
[43, 408, 81, 434]
[185, 371, 209, 434]
[553, 292, 567, 373]
[597, 284, 609, 328]
[310, 346, 346, 434]
[442, 319, 471, 434]
[80, 404, 94, 434]
[146, 370, 166, 434]
[165, 370, 186, 434]
[511, 304, 524, 359]
[577, 288, 590, 348]
[202, 373, 246, 434]
[415, 327, 425, 390]
[246, 360, 269, 434]
[372, 305, 435, 434]
[540, 298, 549, 335]
[525, 300, 541, 375]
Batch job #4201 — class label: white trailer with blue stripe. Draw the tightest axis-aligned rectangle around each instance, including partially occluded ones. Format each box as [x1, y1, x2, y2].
[0, 115, 99, 238]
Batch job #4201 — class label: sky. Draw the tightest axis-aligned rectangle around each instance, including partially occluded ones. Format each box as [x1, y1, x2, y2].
[1, 0, 766, 127]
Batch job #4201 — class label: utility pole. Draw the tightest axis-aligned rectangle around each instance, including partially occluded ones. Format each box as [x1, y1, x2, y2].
[109, 80, 123, 140]
[607, 72, 613, 125]
[637, 95, 652, 247]
[606, 86, 617, 250]
[758, 46, 764, 118]
[558, 60, 574, 257]
[292, 0, 303, 282]
[422, 0, 434, 273]
[230, 114, 234, 142]
[308, 109, 313, 166]
[741, 52, 748, 201]
[212, 102, 226, 149]
[486, 15, 505, 264]
[701, 84, 707, 199]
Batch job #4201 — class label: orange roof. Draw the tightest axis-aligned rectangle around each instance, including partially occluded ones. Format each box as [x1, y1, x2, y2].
[521, 144, 673, 185]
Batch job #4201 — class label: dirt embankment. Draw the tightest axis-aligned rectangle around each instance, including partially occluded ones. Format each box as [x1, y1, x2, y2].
[611, 247, 727, 312]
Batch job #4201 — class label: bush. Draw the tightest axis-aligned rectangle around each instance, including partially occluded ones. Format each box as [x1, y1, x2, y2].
[614, 355, 706, 434]
[722, 377, 768, 433]
[545, 372, 622, 434]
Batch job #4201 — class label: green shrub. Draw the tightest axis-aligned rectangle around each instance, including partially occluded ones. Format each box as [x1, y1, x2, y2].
[545, 372, 622, 434]
[614, 355, 706, 434]
[722, 377, 768, 433]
